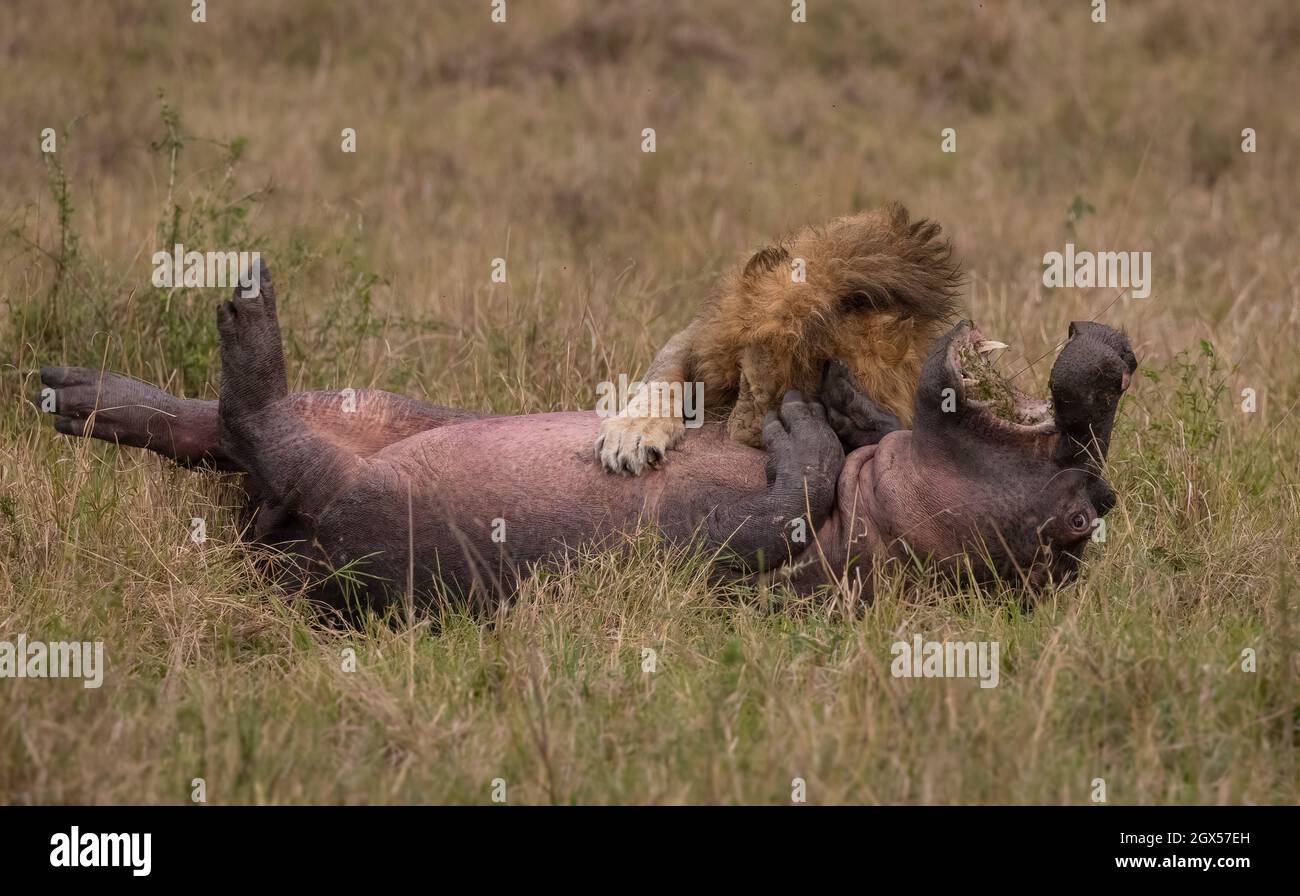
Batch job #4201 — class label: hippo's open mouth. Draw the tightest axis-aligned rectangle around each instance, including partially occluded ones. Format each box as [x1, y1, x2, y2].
[946, 322, 1055, 432]
[902, 318, 1134, 591]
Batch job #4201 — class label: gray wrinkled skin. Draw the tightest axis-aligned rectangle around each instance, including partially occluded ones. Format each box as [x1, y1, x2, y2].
[40, 267, 1133, 614]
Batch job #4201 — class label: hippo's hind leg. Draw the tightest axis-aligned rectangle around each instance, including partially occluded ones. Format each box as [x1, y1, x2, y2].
[216, 263, 288, 452]
[42, 365, 487, 468]
[42, 262, 485, 472]
[38, 366, 231, 468]
[215, 264, 357, 512]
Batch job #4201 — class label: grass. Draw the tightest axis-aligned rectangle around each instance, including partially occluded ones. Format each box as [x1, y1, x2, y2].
[1, 0, 1298, 804]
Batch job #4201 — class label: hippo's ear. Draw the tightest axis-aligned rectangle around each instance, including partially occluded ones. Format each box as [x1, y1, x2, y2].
[1050, 323, 1135, 468]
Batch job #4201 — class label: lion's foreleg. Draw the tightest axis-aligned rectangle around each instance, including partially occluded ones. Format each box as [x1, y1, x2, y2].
[728, 343, 794, 449]
[595, 325, 694, 475]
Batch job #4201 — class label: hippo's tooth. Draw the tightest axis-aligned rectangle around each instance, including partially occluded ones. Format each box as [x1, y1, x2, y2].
[975, 340, 1008, 357]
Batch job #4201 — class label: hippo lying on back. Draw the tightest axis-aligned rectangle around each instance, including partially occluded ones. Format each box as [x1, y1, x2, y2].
[40, 267, 1134, 612]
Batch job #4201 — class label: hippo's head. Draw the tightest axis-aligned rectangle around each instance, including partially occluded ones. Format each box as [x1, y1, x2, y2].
[863, 319, 1135, 589]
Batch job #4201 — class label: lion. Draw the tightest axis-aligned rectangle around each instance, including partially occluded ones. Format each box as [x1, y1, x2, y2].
[595, 202, 966, 474]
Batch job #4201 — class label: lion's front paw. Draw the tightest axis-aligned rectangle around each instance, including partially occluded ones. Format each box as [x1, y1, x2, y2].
[726, 402, 767, 449]
[595, 413, 686, 475]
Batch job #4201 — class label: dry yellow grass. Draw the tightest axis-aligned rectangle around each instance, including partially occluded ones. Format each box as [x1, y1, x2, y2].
[1, 0, 1297, 803]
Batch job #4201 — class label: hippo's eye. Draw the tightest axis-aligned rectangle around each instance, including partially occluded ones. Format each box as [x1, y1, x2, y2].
[1067, 511, 1092, 533]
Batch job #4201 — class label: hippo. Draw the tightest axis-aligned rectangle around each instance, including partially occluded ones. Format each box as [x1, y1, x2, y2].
[39, 266, 1134, 613]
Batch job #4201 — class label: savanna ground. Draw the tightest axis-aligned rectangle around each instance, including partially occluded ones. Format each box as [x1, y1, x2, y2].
[1, 0, 1298, 804]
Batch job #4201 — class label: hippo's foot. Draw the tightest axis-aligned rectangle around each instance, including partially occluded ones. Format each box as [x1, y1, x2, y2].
[699, 389, 844, 573]
[37, 367, 230, 467]
[819, 361, 902, 450]
[39, 367, 177, 442]
[761, 390, 844, 496]
[216, 261, 288, 454]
